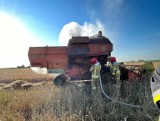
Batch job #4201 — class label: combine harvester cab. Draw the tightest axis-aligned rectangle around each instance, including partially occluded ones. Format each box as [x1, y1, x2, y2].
[28, 31, 113, 86]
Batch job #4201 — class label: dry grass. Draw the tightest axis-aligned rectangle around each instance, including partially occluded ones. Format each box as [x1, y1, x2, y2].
[0, 80, 159, 121]
[0, 68, 159, 121]
[0, 68, 58, 83]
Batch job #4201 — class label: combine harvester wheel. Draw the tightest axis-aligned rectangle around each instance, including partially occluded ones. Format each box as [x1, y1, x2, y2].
[53, 74, 67, 87]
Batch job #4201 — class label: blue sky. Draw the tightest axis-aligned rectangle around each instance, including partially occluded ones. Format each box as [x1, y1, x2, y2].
[0, 0, 160, 68]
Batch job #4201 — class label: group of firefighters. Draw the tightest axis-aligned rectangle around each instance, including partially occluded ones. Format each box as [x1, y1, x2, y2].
[90, 56, 160, 120]
[89, 56, 121, 95]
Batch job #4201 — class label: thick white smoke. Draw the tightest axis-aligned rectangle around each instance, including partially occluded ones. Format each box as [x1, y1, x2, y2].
[58, 20, 105, 46]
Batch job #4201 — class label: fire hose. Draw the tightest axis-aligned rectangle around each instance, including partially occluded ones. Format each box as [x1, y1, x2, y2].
[99, 74, 157, 109]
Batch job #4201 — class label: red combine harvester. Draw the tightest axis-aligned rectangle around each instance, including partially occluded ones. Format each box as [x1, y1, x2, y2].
[28, 31, 143, 87]
[28, 32, 113, 86]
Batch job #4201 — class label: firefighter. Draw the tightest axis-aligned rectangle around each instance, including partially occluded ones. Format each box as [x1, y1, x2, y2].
[90, 57, 101, 92]
[150, 65, 160, 121]
[108, 56, 121, 95]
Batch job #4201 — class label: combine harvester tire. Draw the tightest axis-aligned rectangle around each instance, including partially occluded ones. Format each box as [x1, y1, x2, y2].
[53, 74, 67, 87]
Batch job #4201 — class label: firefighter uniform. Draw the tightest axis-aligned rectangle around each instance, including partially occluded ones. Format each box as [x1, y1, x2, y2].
[150, 65, 160, 120]
[90, 59, 101, 91]
[111, 62, 121, 83]
[110, 62, 121, 95]
[107, 56, 121, 95]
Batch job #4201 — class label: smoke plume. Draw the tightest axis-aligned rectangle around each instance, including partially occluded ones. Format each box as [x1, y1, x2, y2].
[58, 20, 105, 46]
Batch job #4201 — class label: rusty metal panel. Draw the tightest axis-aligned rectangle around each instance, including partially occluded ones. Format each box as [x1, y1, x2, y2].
[128, 71, 141, 81]
[89, 36, 112, 44]
[47, 54, 68, 69]
[29, 46, 68, 54]
[28, 46, 68, 69]
[68, 44, 90, 56]
[67, 36, 113, 57]
[67, 43, 112, 56]
[64, 65, 91, 80]
[70, 36, 89, 44]
[88, 44, 113, 56]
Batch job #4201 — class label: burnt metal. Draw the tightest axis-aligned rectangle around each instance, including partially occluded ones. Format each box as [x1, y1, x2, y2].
[28, 35, 113, 81]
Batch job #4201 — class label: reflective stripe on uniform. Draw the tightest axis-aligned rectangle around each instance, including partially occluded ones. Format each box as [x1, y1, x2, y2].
[111, 66, 116, 75]
[153, 94, 160, 104]
[116, 70, 120, 75]
[152, 88, 160, 98]
[111, 65, 120, 76]
[92, 65, 101, 79]
[92, 75, 99, 79]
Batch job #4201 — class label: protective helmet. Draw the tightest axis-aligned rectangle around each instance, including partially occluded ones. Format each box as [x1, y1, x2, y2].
[110, 57, 117, 64]
[91, 57, 98, 64]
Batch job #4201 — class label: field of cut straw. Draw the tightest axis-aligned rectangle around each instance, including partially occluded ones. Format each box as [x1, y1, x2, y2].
[0, 68, 56, 83]
[0, 68, 159, 121]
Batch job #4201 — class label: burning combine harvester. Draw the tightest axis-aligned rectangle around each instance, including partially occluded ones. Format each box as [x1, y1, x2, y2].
[28, 31, 141, 87]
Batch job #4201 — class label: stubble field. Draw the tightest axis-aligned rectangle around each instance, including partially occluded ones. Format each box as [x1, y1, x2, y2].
[0, 68, 159, 121]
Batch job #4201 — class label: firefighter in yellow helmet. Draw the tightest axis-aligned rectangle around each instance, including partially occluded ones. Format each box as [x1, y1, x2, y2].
[90, 57, 101, 92]
[150, 65, 160, 121]
[108, 56, 121, 95]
